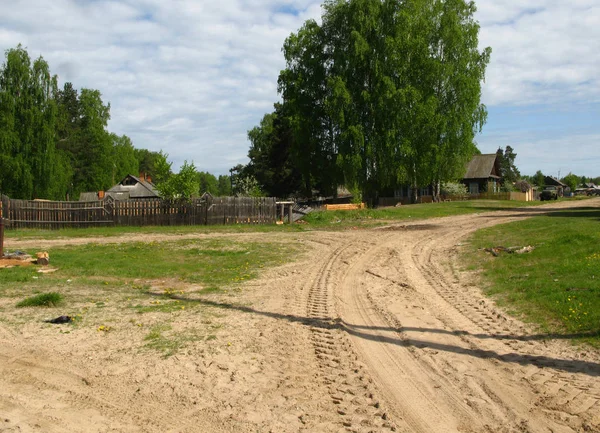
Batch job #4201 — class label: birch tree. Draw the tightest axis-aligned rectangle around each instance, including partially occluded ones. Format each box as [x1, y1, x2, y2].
[276, 0, 490, 202]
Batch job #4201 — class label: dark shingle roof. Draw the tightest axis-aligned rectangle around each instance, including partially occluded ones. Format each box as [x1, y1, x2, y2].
[544, 176, 567, 187]
[463, 154, 500, 179]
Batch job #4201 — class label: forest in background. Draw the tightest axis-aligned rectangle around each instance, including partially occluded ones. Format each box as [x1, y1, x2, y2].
[0, 45, 231, 201]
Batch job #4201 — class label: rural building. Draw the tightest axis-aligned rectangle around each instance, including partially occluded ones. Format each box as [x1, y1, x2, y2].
[79, 174, 160, 202]
[544, 176, 567, 197]
[461, 154, 502, 195]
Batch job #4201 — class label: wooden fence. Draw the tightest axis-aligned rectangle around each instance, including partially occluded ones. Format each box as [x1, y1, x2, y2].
[0, 195, 277, 230]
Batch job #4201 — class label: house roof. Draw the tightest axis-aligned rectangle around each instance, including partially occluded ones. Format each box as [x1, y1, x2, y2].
[544, 176, 567, 187]
[107, 174, 160, 199]
[463, 154, 501, 180]
[79, 192, 99, 202]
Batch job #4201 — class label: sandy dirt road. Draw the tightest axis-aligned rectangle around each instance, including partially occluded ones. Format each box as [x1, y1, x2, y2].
[1, 199, 599, 432]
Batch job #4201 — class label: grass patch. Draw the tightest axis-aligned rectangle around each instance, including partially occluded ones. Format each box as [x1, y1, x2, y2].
[144, 324, 181, 356]
[0, 238, 295, 293]
[4, 220, 304, 240]
[464, 206, 600, 346]
[304, 199, 550, 229]
[16, 292, 63, 308]
[143, 324, 204, 357]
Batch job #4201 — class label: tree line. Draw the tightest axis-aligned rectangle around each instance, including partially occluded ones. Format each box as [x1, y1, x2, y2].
[490, 146, 596, 194]
[0, 45, 231, 201]
[239, 0, 491, 203]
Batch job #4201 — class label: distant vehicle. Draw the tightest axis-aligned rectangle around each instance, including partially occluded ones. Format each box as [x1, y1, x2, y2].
[540, 186, 558, 201]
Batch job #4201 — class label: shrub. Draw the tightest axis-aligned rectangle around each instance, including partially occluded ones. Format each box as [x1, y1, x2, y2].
[514, 179, 532, 193]
[441, 182, 467, 197]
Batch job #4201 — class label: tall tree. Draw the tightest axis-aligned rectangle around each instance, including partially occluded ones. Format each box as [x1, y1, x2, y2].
[279, 18, 337, 197]
[422, 0, 491, 201]
[0, 45, 70, 199]
[533, 170, 545, 188]
[111, 134, 139, 183]
[245, 103, 302, 197]
[217, 175, 232, 196]
[73, 88, 113, 197]
[197, 171, 219, 195]
[497, 145, 520, 184]
[277, 0, 490, 202]
[155, 161, 199, 200]
[561, 172, 579, 192]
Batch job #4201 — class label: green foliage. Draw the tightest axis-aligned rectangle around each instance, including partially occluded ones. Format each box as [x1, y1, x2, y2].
[217, 175, 232, 196]
[561, 172, 580, 192]
[16, 292, 63, 308]
[274, 0, 490, 201]
[532, 170, 545, 188]
[234, 175, 265, 198]
[0, 45, 66, 199]
[155, 160, 199, 200]
[151, 150, 172, 185]
[465, 210, 600, 345]
[111, 134, 139, 184]
[134, 148, 170, 182]
[245, 103, 302, 197]
[441, 182, 468, 197]
[197, 171, 219, 195]
[497, 146, 520, 184]
[0, 45, 188, 201]
[1, 239, 294, 291]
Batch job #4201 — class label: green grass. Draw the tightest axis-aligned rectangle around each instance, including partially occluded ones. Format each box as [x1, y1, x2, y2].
[0, 238, 294, 293]
[304, 199, 549, 228]
[16, 292, 63, 308]
[464, 206, 600, 346]
[143, 324, 205, 357]
[4, 220, 304, 240]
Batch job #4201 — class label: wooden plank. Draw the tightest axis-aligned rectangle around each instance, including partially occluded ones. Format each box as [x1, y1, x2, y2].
[324, 203, 365, 211]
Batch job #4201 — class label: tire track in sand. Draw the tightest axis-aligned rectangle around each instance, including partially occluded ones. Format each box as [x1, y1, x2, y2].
[334, 200, 600, 433]
[300, 238, 402, 432]
[406, 210, 600, 431]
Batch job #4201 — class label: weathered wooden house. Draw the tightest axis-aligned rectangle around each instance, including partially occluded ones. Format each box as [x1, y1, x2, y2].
[544, 176, 567, 197]
[79, 174, 160, 202]
[106, 174, 160, 200]
[461, 154, 502, 194]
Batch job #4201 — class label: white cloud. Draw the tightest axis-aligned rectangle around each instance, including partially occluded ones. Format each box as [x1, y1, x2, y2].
[477, 129, 600, 178]
[1, 0, 598, 177]
[477, 2, 600, 106]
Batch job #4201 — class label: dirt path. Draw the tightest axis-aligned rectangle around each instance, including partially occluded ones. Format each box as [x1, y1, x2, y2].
[1, 199, 599, 432]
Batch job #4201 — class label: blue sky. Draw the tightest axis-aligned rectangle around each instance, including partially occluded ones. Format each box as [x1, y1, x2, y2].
[1, 0, 598, 178]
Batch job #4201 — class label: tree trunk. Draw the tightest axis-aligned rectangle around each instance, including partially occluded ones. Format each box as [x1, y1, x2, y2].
[411, 181, 419, 204]
[432, 181, 441, 202]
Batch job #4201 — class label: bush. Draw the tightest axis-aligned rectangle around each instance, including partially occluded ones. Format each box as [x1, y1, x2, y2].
[16, 292, 63, 308]
[514, 179, 532, 193]
[441, 182, 467, 197]
[500, 182, 515, 192]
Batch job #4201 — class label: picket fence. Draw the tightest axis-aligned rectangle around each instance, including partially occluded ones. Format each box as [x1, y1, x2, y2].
[0, 195, 277, 230]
